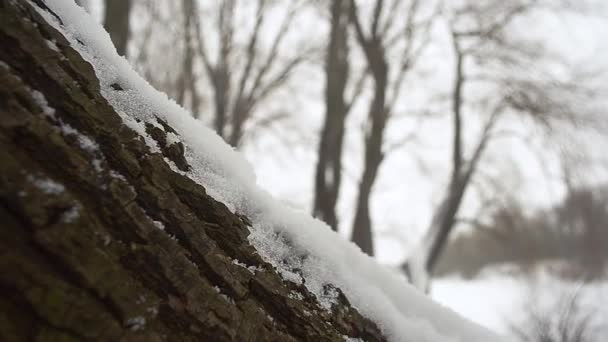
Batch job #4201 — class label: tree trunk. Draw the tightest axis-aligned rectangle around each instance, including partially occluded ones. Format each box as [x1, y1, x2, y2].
[350, 46, 388, 257]
[0, 1, 385, 341]
[103, 0, 132, 57]
[401, 34, 495, 291]
[313, 0, 350, 231]
[176, 0, 198, 112]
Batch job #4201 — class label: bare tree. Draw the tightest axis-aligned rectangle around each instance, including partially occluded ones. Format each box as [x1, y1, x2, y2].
[349, 0, 435, 255]
[103, 0, 132, 57]
[401, 0, 602, 291]
[129, 1, 184, 100]
[194, 0, 312, 147]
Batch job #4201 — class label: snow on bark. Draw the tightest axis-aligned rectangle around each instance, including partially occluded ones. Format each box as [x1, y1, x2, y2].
[33, 1, 505, 341]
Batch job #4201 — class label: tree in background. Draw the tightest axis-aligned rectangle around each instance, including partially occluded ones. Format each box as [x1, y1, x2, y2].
[195, 0, 313, 147]
[129, 0, 313, 147]
[348, 0, 436, 255]
[176, 0, 200, 113]
[434, 183, 608, 279]
[510, 290, 597, 342]
[313, 0, 353, 231]
[103, 0, 132, 57]
[402, 0, 604, 291]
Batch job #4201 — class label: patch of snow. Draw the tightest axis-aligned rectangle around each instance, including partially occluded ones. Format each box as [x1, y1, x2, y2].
[27, 174, 65, 195]
[433, 269, 608, 339]
[109, 169, 127, 181]
[116, 111, 160, 153]
[28, 87, 105, 165]
[91, 158, 103, 173]
[231, 259, 261, 274]
[152, 220, 165, 231]
[146, 306, 158, 316]
[74, 131, 99, 153]
[126, 316, 146, 331]
[147, 118, 165, 131]
[62, 205, 80, 223]
[36, 2, 505, 341]
[29, 89, 56, 117]
[135, 295, 146, 304]
[288, 291, 304, 301]
[45, 39, 60, 52]
[213, 286, 235, 304]
[166, 131, 180, 146]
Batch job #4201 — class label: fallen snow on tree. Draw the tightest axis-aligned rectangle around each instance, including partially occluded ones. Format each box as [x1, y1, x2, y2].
[37, 1, 505, 341]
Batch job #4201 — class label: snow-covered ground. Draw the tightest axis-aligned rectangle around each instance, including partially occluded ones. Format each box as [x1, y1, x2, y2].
[433, 267, 608, 340]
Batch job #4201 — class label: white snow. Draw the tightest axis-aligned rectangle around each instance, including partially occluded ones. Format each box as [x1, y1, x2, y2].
[166, 132, 180, 146]
[433, 267, 608, 339]
[36, 1, 505, 340]
[126, 316, 146, 331]
[29, 86, 104, 167]
[29, 88, 56, 117]
[27, 174, 65, 195]
[62, 205, 80, 223]
[152, 220, 165, 231]
[45, 39, 60, 52]
[232, 259, 261, 274]
[213, 286, 235, 304]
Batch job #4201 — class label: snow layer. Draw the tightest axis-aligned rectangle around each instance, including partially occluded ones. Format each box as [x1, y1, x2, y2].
[434, 267, 608, 338]
[36, 1, 504, 340]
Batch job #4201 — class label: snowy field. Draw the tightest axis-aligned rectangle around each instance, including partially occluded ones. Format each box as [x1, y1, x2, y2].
[433, 268, 608, 340]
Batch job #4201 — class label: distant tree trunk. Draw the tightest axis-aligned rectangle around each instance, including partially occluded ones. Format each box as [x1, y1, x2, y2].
[400, 9, 525, 291]
[349, 1, 391, 256]
[350, 66, 387, 256]
[228, 100, 251, 148]
[177, 0, 200, 113]
[0, 1, 386, 340]
[401, 35, 474, 291]
[347, 0, 433, 256]
[103, 0, 132, 57]
[313, 0, 350, 231]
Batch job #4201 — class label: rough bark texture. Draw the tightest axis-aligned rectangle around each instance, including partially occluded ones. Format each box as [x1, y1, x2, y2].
[0, 1, 385, 341]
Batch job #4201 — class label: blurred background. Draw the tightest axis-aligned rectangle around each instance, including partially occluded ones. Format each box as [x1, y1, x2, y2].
[77, 0, 608, 339]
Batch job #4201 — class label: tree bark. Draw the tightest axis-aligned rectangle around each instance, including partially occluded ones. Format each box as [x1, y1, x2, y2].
[103, 0, 132, 57]
[0, 1, 385, 341]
